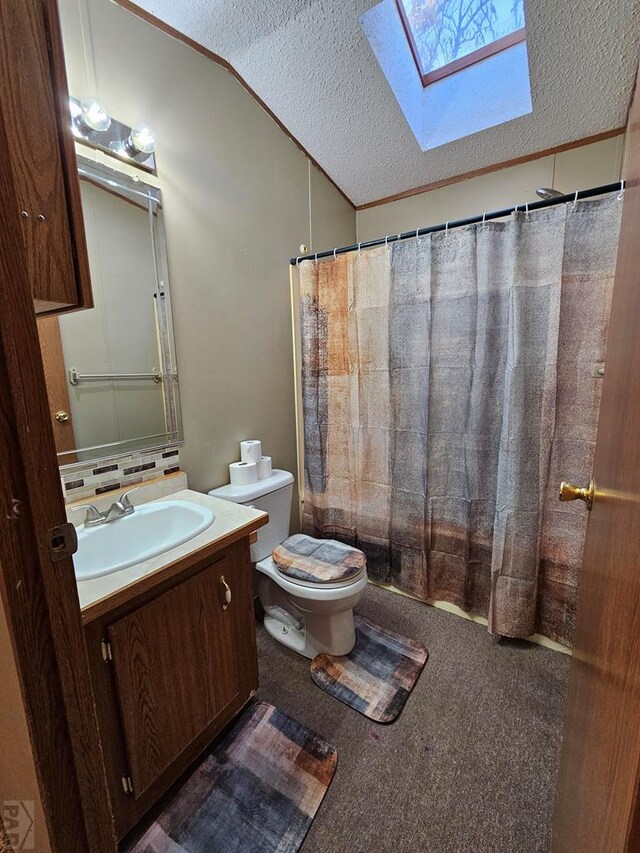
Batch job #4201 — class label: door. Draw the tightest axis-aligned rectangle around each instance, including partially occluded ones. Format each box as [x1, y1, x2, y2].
[106, 553, 248, 798]
[37, 316, 78, 458]
[552, 70, 640, 849]
[0, 6, 115, 847]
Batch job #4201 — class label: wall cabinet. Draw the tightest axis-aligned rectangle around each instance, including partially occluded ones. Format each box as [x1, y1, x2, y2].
[0, 0, 92, 314]
[84, 538, 259, 840]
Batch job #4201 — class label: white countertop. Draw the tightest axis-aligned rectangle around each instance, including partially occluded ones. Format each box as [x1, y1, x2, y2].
[76, 487, 266, 612]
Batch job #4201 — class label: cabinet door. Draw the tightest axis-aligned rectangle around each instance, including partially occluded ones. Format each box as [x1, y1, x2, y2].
[0, 0, 92, 313]
[107, 550, 254, 799]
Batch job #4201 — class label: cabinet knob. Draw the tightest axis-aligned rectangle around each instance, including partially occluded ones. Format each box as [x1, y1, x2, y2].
[220, 575, 232, 610]
[55, 410, 70, 423]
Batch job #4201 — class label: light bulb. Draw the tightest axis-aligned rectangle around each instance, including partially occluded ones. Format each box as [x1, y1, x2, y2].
[126, 123, 157, 155]
[79, 98, 111, 132]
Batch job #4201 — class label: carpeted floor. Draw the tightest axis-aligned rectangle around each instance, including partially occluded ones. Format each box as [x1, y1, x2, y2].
[256, 584, 570, 853]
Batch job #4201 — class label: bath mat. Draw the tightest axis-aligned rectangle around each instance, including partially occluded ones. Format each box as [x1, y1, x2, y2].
[310, 615, 428, 723]
[125, 701, 337, 853]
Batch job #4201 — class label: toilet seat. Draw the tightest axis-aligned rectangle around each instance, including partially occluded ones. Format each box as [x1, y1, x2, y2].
[256, 555, 368, 601]
[273, 534, 366, 585]
[275, 564, 366, 590]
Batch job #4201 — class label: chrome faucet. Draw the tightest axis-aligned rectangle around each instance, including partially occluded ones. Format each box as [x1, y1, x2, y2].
[73, 503, 104, 527]
[103, 491, 135, 523]
[73, 491, 135, 527]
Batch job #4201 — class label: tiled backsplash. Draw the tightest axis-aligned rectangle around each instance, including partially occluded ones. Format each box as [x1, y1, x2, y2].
[61, 447, 181, 504]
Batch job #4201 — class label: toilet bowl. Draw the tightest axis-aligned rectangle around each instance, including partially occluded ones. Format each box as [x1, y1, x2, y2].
[256, 554, 368, 658]
[209, 470, 367, 659]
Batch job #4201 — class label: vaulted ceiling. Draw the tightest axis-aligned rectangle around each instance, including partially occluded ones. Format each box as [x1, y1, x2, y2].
[126, 0, 640, 206]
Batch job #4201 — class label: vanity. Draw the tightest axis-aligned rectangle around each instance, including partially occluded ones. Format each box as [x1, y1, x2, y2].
[73, 480, 267, 840]
[33, 98, 271, 842]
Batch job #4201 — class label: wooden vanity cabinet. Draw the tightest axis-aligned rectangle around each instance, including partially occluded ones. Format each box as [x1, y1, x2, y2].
[83, 537, 259, 840]
[0, 0, 93, 314]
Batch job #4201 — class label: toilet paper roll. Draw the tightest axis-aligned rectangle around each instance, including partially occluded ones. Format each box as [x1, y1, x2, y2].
[257, 455, 272, 480]
[240, 440, 262, 464]
[229, 460, 258, 486]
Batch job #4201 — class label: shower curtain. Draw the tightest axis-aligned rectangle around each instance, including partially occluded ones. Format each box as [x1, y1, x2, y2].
[299, 196, 622, 646]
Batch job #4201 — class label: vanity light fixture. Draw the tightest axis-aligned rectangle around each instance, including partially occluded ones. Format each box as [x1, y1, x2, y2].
[124, 123, 157, 156]
[68, 95, 157, 175]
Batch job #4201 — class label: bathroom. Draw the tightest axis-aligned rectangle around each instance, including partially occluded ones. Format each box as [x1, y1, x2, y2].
[1, 0, 640, 851]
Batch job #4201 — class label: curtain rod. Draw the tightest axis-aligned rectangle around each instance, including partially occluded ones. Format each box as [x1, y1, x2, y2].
[289, 181, 624, 266]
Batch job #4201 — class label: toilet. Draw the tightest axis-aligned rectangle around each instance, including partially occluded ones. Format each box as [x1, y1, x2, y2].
[209, 470, 368, 659]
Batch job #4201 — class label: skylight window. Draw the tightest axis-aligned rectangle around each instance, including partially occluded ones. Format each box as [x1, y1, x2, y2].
[359, 0, 532, 150]
[397, 0, 526, 85]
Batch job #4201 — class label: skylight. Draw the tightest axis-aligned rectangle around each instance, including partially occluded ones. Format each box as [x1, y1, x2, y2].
[397, 0, 526, 85]
[359, 0, 532, 150]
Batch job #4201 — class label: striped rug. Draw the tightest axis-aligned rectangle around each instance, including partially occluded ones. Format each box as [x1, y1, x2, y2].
[126, 702, 337, 853]
[310, 615, 428, 723]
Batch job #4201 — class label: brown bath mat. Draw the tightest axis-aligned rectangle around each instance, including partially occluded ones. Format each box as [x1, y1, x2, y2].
[125, 702, 337, 853]
[310, 615, 428, 723]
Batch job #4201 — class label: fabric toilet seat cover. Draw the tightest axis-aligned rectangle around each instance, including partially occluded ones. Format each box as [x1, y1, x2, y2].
[272, 534, 366, 585]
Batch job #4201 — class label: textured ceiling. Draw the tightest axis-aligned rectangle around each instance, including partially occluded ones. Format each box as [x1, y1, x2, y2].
[127, 0, 640, 206]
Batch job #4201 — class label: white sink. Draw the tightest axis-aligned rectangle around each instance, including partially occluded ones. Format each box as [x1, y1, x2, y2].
[73, 500, 215, 581]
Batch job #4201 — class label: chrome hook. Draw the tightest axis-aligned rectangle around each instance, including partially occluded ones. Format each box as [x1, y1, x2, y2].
[618, 179, 626, 200]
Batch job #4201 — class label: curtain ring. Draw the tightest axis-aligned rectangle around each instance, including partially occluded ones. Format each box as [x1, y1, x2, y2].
[573, 189, 579, 207]
[314, 252, 318, 265]
[524, 202, 529, 217]
[296, 256, 301, 267]
[415, 228, 419, 239]
[385, 235, 390, 249]
[482, 212, 487, 226]
[333, 248, 338, 260]
[445, 221, 449, 234]
[618, 179, 626, 200]
[357, 242, 362, 254]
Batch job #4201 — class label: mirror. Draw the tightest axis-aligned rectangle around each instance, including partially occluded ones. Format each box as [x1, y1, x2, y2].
[38, 157, 182, 464]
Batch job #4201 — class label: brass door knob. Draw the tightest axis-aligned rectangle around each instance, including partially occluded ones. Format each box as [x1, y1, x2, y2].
[55, 410, 70, 423]
[559, 480, 595, 510]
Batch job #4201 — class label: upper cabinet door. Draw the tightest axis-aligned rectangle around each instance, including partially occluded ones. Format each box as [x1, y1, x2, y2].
[0, 0, 92, 314]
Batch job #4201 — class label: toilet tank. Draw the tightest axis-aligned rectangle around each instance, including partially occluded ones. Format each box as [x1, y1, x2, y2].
[208, 469, 295, 562]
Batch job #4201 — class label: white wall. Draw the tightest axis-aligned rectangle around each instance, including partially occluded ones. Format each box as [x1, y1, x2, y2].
[58, 0, 356, 501]
[356, 135, 626, 242]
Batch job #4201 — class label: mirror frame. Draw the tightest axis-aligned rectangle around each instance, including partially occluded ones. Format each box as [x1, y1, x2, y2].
[57, 156, 182, 471]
